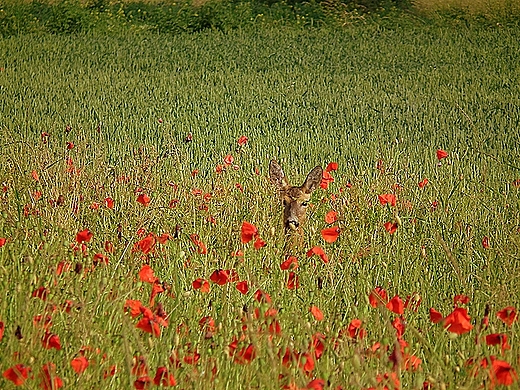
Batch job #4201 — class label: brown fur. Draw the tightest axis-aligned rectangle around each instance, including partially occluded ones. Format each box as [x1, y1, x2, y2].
[269, 160, 322, 251]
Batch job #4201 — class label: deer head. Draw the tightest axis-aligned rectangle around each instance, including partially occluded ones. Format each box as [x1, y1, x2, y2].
[269, 160, 323, 234]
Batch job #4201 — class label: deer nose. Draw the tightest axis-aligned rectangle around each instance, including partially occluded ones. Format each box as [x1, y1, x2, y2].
[286, 220, 299, 230]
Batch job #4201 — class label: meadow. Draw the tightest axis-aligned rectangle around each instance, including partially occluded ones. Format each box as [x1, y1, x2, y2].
[1, 17, 520, 389]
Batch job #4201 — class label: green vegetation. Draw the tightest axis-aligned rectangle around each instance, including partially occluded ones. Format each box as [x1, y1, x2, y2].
[0, 0, 519, 37]
[0, 9, 519, 390]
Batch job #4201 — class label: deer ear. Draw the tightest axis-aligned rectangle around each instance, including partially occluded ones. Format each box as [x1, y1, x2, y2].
[269, 160, 289, 190]
[302, 166, 323, 194]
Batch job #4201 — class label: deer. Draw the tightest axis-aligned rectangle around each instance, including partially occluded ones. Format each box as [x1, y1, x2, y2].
[269, 160, 323, 251]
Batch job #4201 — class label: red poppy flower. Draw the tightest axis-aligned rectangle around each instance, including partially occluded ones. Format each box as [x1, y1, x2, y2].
[497, 306, 517, 326]
[62, 300, 74, 314]
[153, 367, 176, 387]
[235, 182, 244, 192]
[76, 229, 93, 244]
[237, 135, 248, 146]
[306, 246, 329, 263]
[156, 233, 171, 244]
[306, 379, 326, 390]
[254, 236, 266, 249]
[138, 265, 158, 284]
[228, 337, 239, 357]
[71, 356, 89, 374]
[196, 241, 208, 255]
[33, 314, 52, 328]
[376, 371, 401, 389]
[192, 278, 210, 293]
[134, 376, 152, 390]
[482, 236, 490, 249]
[320, 171, 334, 190]
[0, 321, 4, 342]
[241, 221, 258, 243]
[56, 260, 71, 276]
[132, 356, 148, 377]
[3, 364, 30, 386]
[325, 162, 338, 172]
[384, 221, 398, 234]
[93, 253, 109, 266]
[392, 316, 406, 339]
[224, 154, 234, 165]
[286, 272, 299, 290]
[189, 234, 207, 255]
[485, 333, 511, 353]
[234, 344, 256, 364]
[149, 283, 165, 307]
[309, 305, 324, 321]
[136, 194, 151, 206]
[280, 256, 298, 270]
[0, 238, 6, 248]
[491, 358, 518, 386]
[386, 295, 404, 315]
[199, 316, 216, 334]
[443, 307, 473, 334]
[168, 199, 179, 208]
[279, 347, 295, 368]
[389, 340, 419, 371]
[124, 300, 143, 318]
[378, 193, 397, 207]
[39, 363, 63, 390]
[254, 289, 272, 304]
[104, 197, 114, 209]
[32, 286, 49, 300]
[236, 281, 249, 294]
[369, 286, 388, 307]
[268, 319, 282, 335]
[436, 149, 448, 160]
[347, 318, 366, 340]
[309, 333, 325, 360]
[325, 210, 338, 224]
[103, 365, 117, 379]
[210, 269, 231, 285]
[42, 332, 61, 350]
[299, 352, 315, 373]
[418, 178, 429, 188]
[66, 141, 74, 150]
[428, 308, 443, 323]
[321, 226, 340, 243]
[183, 347, 200, 365]
[32, 170, 40, 181]
[453, 294, 470, 306]
[136, 316, 161, 337]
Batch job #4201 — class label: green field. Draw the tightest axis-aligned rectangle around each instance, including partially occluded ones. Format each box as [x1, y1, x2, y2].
[1, 19, 520, 389]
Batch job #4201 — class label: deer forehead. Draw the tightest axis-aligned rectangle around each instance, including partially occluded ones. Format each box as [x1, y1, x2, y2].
[283, 187, 311, 203]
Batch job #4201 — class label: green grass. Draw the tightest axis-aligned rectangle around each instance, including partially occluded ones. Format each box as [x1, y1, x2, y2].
[0, 0, 518, 38]
[0, 23, 520, 389]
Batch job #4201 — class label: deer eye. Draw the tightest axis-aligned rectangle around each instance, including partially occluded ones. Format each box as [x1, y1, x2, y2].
[283, 199, 288, 206]
[301, 201, 309, 207]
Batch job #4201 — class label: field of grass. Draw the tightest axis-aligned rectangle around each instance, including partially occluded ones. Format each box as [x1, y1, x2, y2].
[414, 0, 520, 18]
[1, 0, 519, 38]
[1, 21, 520, 389]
